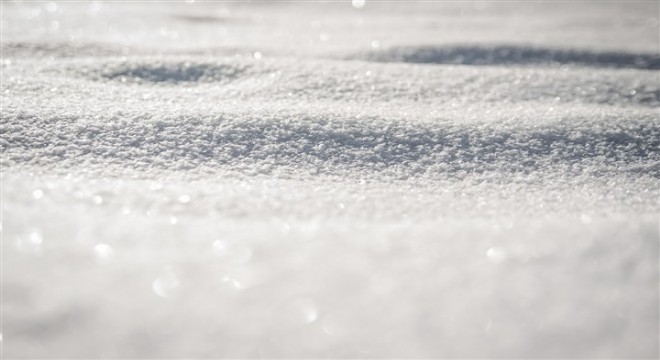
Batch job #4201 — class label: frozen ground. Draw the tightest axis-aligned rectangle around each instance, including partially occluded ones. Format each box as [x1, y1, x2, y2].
[1, 1, 659, 358]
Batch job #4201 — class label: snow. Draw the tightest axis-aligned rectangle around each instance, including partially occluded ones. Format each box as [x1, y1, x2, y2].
[1, 1, 659, 358]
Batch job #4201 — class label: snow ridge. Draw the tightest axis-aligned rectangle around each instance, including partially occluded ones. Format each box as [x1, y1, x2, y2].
[3, 109, 658, 178]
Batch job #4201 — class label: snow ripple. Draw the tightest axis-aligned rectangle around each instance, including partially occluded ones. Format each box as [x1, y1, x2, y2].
[100, 62, 249, 84]
[360, 45, 660, 70]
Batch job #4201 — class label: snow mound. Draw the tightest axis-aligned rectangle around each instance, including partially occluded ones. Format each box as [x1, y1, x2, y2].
[359, 45, 660, 70]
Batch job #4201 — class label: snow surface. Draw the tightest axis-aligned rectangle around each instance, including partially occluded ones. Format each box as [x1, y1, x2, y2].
[1, 1, 659, 358]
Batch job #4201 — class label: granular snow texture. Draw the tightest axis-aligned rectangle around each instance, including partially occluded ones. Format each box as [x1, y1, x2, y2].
[1, 1, 659, 358]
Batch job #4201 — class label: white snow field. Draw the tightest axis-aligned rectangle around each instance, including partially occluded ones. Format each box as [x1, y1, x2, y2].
[1, 1, 659, 358]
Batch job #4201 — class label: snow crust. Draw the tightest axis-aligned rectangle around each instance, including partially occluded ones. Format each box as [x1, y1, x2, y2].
[1, 1, 659, 358]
